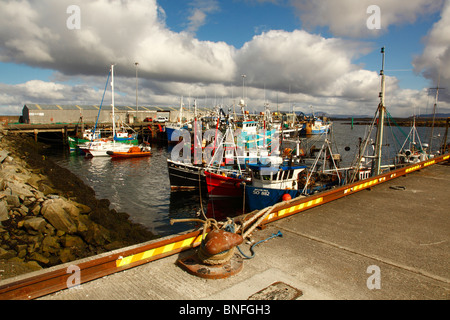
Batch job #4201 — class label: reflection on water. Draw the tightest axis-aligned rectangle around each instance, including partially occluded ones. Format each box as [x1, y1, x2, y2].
[45, 121, 447, 236]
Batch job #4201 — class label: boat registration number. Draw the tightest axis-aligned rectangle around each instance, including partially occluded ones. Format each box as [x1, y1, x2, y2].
[252, 189, 270, 196]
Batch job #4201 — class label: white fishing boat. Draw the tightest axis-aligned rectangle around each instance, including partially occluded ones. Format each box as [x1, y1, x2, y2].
[395, 117, 430, 165]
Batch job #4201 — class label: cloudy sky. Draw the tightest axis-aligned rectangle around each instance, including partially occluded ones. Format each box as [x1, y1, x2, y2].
[1, 0, 450, 117]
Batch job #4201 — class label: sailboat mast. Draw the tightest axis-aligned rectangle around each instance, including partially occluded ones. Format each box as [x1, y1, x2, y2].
[111, 64, 116, 143]
[374, 47, 386, 176]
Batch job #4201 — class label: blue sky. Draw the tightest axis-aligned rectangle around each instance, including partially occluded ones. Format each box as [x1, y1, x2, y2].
[0, 0, 449, 116]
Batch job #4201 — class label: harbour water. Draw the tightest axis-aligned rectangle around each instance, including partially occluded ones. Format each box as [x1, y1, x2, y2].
[44, 120, 447, 237]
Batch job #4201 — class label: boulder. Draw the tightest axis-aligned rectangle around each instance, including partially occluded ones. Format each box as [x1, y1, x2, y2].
[30, 203, 41, 216]
[63, 234, 86, 249]
[29, 252, 49, 265]
[59, 248, 76, 263]
[38, 182, 57, 196]
[69, 200, 92, 215]
[5, 181, 34, 198]
[0, 200, 8, 222]
[6, 194, 20, 207]
[84, 222, 111, 246]
[0, 150, 9, 163]
[25, 260, 43, 272]
[41, 199, 78, 234]
[0, 247, 15, 260]
[42, 235, 61, 254]
[26, 173, 42, 190]
[23, 217, 47, 232]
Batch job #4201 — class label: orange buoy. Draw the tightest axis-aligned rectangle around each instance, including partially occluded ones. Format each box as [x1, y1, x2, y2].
[282, 193, 292, 201]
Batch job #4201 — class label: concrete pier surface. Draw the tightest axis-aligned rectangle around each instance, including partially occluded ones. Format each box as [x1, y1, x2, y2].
[42, 162, 449, 300]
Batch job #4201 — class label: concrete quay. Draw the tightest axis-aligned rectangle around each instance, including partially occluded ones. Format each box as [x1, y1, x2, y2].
[41, 162, 450, 300]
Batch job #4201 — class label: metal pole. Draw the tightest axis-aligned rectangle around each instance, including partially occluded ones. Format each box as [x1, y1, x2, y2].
[111, 64, 116, 142]
[374, 47, 386, 176]
[135, 62, 139, 121]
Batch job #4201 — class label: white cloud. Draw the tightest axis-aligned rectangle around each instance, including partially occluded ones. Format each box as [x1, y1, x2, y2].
[186, 0, 220, 34]
[290, 0, 443, 38]
[0, 0, 235, 82]
[235, 30, 377, 101]
[0, 0, 448, 117]
[413, 0, 450, 104]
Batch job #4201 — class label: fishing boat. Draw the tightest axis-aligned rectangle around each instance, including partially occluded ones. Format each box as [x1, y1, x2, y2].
[203, 117, 278, 198]
[79, 65, 137, 157]
[394, 117, 430, 165]
[302, 117, 332, 135]
[68, 128, 101, 151]
[205, 169, 250, 198]
[167, 159, 207, 191]
[166, 98, 191, 143]
[79, 139, 131, 157]
[244, 164, 307, 211]
[244, 131, 344, 211]
[113, 122, 139, 144]
[107, 144, 151, 159]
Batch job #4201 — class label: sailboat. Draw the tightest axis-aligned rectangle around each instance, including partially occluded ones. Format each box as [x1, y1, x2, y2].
[79, 65, 143, 157]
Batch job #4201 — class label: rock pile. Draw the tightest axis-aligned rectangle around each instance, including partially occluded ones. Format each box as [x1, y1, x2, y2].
[0, 126, 156, 279]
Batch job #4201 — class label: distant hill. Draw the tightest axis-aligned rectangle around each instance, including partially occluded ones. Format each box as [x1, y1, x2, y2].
[415, 113, 450, 119]
[329, 113, 450, 120]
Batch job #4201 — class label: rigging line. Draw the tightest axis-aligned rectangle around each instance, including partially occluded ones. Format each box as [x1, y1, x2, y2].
[386, 111, 424, 153]
[92, 70, 111, 143]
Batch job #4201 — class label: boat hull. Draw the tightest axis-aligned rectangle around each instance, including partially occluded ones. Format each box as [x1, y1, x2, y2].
[79, 142, 132, 157]
[205, 171, 245, 198]
[167, 160, 206, 191]
[107, 151, 151, 158]
[244, 185, 299, 211]
[69, 136, 138, 152]
[166, 127, 180, 143]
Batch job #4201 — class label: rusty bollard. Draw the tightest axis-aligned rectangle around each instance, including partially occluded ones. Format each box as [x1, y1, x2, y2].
[177, 229, 244, 279]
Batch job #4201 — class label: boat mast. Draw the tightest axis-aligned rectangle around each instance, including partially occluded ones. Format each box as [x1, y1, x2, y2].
[374, 47, 386, 176]
[428, 75, 441, 153]
[111, 64, 116, 144]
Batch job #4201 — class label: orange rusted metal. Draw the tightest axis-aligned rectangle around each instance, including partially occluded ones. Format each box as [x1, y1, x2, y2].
[203, 230, 243, 256]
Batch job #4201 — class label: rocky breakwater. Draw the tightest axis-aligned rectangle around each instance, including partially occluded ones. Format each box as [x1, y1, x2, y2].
[0, 127, 156, 280]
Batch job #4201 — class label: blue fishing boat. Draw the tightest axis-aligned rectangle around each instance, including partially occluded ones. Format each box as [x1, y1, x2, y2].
[244, 164, 307, 211]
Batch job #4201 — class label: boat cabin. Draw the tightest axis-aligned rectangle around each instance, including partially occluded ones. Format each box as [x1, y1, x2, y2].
[248, 164, 306, 190]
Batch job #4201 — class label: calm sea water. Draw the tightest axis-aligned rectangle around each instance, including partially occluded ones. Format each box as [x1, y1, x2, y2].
[44, 120, 447, 236]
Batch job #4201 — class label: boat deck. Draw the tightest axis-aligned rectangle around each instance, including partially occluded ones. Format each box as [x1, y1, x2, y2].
[39, 161, 449, 301]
